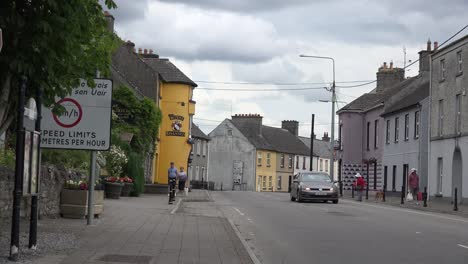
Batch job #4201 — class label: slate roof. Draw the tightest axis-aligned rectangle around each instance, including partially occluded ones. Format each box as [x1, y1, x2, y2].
[191, 123, 210, 140]
[230, 121, 310, 155]
[142, 58, 197, 87]
[298, 136, 328, 158]
[381, 72, 430, 116]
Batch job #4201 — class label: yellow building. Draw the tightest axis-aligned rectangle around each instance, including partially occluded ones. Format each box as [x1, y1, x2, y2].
[256, 150, 277, 192]
[142, 56, 197, 184]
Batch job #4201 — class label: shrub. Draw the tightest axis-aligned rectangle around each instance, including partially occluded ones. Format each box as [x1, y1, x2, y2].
[127, 152, 144, 196]
[0, 148, 15, 169]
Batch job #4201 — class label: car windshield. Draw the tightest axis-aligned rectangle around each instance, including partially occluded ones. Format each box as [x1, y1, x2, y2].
[301, 174, 331, 182]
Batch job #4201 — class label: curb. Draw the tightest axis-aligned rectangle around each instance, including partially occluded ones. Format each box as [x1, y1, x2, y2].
[226, 218, 262, 264]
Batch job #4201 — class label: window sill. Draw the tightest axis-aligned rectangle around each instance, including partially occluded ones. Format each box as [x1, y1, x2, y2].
[266, 165, 271, 167]
[439, 78, 446, 83]
[414, 136, 419, 140]
[456, 71, 463, 77]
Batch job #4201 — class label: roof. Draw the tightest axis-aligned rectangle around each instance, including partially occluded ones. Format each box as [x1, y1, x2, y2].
[432, 34, 468, 57]
[191, 123, 210, 140]
[230, 121, 309, 155]
[143, 58, 197, 87]
[298, 136, 329, 158]
[381, 72, 430, 116]
[338, 75, 421, 114]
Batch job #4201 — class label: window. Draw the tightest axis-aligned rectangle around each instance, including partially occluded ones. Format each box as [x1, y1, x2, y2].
[196, 140, 201, 155]
[196, 166, 200, 180]
[268, 176, 273, 190]
[319, 159, 323, 171]
[386, 120, 390, 144]
[414, 111, 420, 139]
[202, 141, 207, 156]
[457, 51, 463, 74]
[374, 120, 379, 149]
[262, 176, 266, 190]
[366, 122, 370, 150]
[404, 114, 409, 141]
[288, 155, 293, 168]
[277, 176, 282, 190]
[325, 160, 329, 172]
[438, 100, 444, 136]
[296, 156, 299, 169]
[280, 154, 285, 168]
[257, 152, 262, 166]
[302, 156, 306, 170]
[201, 167, 205, 181]
[392, 165, 397, 191]
[437, 158, 443, 195]
[338, 124, 343, 149]
[266, 153, 271, 167]
[394, 117, 399, 142]
[456, 94, 462, 134]
[440, 59, 446, 81]
[227, 129, 233, 136]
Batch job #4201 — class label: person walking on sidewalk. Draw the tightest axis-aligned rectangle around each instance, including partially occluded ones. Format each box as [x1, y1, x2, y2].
[168, 162, 178, 204]
[353, 173, 366, 202]
[409, 168, 420, 204]
[178, 167, 188, 194]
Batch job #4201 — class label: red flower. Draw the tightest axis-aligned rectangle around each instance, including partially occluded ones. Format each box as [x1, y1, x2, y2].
[79, 182, 88, 190]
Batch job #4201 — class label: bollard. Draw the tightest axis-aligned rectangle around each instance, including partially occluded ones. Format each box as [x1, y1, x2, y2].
[423, 186, 427, 207]
[221, 183, 223, 191]
[454, 188, 458, 211]
[352, 185, 355, 198]
[383, 185, 386, 202]
[401, 185, 405, 204]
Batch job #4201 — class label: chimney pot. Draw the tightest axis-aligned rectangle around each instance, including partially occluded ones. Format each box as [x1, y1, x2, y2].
[434, 41, 439, 50]
[427, 38, 432, 51]
[390, 61, 393, 69]
[138, 48, 142, 54]
[144, 49, 148, 54]
[149, 49, 153, 54]
[383, 62, 387, 69]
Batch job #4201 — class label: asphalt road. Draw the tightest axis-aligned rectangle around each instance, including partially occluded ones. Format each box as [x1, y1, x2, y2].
[211, 191, 468, 264]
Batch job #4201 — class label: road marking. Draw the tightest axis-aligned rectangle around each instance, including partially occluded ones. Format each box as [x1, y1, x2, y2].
[170, 199, 182, 214]
[458, 244, 468, 249]
[234, 207, 245, 216]
[415, 232, 421, 234]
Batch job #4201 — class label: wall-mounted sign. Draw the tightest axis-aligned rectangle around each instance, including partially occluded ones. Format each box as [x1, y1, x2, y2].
[41, 79, 112, 150]
[166, 114, 185, 137]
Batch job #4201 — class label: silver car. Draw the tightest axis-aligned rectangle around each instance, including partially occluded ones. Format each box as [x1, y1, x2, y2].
[290, 172, 339, 204]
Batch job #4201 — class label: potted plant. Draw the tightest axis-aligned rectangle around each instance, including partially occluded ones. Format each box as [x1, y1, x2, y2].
[120, 177, 134, 197]
[60, 179, 105, 219]
[103, 145, 128, 199]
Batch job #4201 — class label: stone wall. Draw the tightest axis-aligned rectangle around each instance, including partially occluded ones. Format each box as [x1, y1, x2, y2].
[0, 165, 72, 219]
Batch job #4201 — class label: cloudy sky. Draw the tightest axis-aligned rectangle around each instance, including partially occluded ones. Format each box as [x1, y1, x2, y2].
[105, 0, 468, 137]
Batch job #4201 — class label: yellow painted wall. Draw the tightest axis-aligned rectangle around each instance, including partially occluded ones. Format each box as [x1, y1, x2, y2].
[153, 82, 194, 184]
[255, 150, 277, 192]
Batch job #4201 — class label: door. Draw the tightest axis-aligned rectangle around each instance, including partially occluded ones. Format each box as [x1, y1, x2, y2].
[403, 164, 409, 193]
[453, 149, 463, 203]
[437, 158, 443, 195]
[392, 165, 397, 191]
[384, 166, 388, 191]
[288, 175, 292, 193]
[373, 162, 378, 190]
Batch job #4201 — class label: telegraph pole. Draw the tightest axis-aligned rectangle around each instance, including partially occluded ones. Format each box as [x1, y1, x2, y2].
[309, 114, 315, 171]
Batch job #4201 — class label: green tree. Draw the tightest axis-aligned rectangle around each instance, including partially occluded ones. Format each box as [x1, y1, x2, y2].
[0, 0, 120, 135]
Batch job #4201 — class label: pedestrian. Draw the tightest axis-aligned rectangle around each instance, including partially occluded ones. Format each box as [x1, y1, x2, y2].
[168, 162, 178, 204]
[178, 167, 188, 194]
[409, 168, 420, 204]
[353, 173, 366, 202]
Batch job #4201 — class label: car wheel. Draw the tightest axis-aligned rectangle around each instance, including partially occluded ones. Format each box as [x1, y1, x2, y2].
[332, 200, 339, 204]
[297, 190, 302, 203]
[290, 193, 296, 201]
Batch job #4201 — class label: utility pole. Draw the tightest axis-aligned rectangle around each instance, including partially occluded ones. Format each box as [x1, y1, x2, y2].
[309, 114, 315, 171]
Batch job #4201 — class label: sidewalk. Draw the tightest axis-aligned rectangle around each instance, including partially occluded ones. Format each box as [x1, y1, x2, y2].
[342, 191, 468, 218]
[0, 190, 253, 264]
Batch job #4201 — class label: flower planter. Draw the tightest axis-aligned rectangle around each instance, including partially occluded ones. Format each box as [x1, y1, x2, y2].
[60, 189, 104, 219]
[105, 182, 124, 199]
[121, 182, 134, 197]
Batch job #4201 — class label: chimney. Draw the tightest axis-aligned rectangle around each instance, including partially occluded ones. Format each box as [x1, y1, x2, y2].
[281, 120, 299, 136]
[138, 48, 142, 54]
[231, 114, 263, 136]
[103, 11, 115, 33]
[419, 39, 432, 74]
[149, 49, 153, 54]
[125, 40, 135, 52]
[434, 41, 439, 50]
[376, 62, 405, 93]
[322, 132, 330, 142]
[140, 48, 160, 59]
[144, 49, 148, 54]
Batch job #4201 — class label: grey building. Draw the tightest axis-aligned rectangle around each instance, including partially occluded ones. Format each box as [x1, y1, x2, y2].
[189, 123, 210, 184]
[381, 58, 430, 193]
[429, 35, 468, 202]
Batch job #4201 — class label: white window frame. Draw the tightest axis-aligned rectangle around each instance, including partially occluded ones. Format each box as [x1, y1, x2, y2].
[288, 155, 293, 168]
[202, 141, 207, 156]
[404, 114, 409, 141]
[196, 166, 200, 180]
[257, 152, 262, 166]
[302, 156, 306, 170]
[439, 99, 444, 136]
[440, 59, 446, 80]
[386, 119, 390, 144]
[201, 166, 205, 180]
[414, 111, 420, 139]
[196, 139, 201, 155]
[457, 50, 463, 74]
[325, 160, 329, 172]
[456, 94, 462, 134]
[277, 176, 282, 190]
[319, 159, 323, 172]
[280, 154, 285, 168]
[266, 152, 271, 167]
[394, 117, 399, 143]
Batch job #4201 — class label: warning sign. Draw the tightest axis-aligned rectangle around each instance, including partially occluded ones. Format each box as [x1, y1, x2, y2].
[41, 79, 112, 150]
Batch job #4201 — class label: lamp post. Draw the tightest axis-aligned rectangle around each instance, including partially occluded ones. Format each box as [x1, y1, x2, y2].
[299, 55, 336, 184]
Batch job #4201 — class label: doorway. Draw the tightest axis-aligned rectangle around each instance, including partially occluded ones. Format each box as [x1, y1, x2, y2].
[288, 175, 292, 193]
[452, 148, 463, 203]
[403, 164, 409, 193]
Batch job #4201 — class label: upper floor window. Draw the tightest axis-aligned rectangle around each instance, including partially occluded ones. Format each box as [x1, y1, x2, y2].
[438, 99, 444, 136]
[227, 129, 233, 136]
[280, 153, 285, 168]
[366, 122, 370, 150]
[257, 152, 262, 166]
[394, 117, 399, 143]
[202, 141, 207, 156]
[374, 120, 379, 149]
[302, 156, 306, 170]
[456, 94, 462, 134]
[386, 120, 390, 144]
[288, 155, 293, 168]
[266, 153, 271, 167]
[404, 114, 410, 141]
[414, 111, 420, 139]
[319, 159, 323, 171]
[325, 160, 329, 172]
[440, 59, 446, 81]
[457, 51, 463, 74]
[296, 156, 299, 169]
[196, 140, 201, 155]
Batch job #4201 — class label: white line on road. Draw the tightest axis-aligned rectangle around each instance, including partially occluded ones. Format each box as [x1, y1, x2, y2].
[416, 232, 421, 234]
[457, 244, 468, 249]
[170, 199, 182, 214]
[234, 207, 245, 216]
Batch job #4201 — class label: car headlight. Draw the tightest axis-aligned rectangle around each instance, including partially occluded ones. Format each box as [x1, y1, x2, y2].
[301, 186, 310, 191]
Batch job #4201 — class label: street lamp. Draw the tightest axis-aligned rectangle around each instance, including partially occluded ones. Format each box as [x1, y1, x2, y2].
[299, 54, 337, 185]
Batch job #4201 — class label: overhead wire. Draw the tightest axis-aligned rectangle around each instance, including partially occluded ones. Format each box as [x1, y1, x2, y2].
[194, 80, 375, 86]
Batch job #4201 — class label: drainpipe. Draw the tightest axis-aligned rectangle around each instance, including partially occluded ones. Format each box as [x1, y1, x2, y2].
[427, 52, 432, 202]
